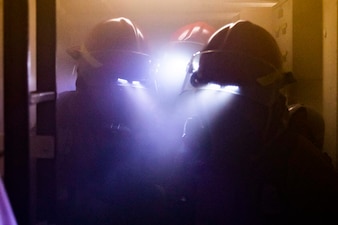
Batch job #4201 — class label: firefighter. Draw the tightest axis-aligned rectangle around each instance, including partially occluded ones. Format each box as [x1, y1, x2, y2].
[56, 17, 166, 225]
[172, 20, 338, 225]
[148, 22, 217, 191]
[154, 21, 216, 162]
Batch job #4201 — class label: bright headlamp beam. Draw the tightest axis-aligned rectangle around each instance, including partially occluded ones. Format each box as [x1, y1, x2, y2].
[117, 78, 128, 84]
[201, 84, 240, 94]
[117, 78, 145, 88]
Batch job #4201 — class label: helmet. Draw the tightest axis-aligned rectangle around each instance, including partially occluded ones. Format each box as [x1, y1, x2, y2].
[68, 17, 152, 90]
[182, 21, 290, 151]
[156, 22, 216, 104]
[188, 20, 289, 106]
[169, 21, 216, 54]
[164, 21, 216, 69]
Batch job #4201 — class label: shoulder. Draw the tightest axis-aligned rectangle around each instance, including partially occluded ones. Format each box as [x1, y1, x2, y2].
[268, 130, 337, 183]
[285, 132, 338, 194]
[57, 90, 77, 108]
[57, 91, 80, 127]
[288, 104, 325, 150]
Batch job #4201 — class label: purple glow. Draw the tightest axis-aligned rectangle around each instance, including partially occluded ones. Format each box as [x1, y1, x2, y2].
[0, 179, 18, 225]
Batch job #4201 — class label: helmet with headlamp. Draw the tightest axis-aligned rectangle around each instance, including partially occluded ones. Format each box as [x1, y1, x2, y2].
[183, 20, 293, 148]
[188, 20, 291, 107]
[68, 17, 152, 90]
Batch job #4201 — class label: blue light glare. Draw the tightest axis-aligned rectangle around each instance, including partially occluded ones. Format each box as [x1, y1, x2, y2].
[159, 53, 191, 85]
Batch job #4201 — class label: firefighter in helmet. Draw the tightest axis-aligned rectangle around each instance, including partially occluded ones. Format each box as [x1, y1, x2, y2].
[56, 17, 165, 225]
[173, 20, 338, 225]
[150, 22, 217, 188]
[188, 20, 289, 149]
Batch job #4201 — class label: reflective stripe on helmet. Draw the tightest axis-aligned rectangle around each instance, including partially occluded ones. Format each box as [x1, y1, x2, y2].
[256, 71, 283, 87]
[80, 44, 103, 68]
